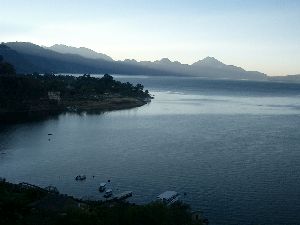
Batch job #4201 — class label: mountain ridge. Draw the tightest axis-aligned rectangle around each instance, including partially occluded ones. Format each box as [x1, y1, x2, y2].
[47, 44, 113, 61]
[0, 42, 269, 80]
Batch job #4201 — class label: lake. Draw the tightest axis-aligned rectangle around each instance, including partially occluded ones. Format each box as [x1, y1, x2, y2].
[1, 76, 300, 225]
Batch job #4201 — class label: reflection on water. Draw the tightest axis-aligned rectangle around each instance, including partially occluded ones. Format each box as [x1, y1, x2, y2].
[1, 76, 300, 225]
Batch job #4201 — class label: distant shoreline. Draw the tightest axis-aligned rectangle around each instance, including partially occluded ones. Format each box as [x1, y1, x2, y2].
[0, 73, 152, 124]
[0, 96, 150, 124]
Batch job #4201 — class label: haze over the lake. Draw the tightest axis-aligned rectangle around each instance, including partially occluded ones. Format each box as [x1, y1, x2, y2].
[1, 0, 300, 76]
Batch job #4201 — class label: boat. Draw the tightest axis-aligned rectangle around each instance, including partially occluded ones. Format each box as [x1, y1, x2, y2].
[104, 189, 113, 198]
[75, 175, 86, 181]
[114, 191, 133, 200]
[98, 183, 106, 192]
[157, 191, 179, 205]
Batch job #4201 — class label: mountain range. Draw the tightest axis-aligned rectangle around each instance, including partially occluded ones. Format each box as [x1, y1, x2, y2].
[46, 44, 113, 61]
[0, 41, 280, 81]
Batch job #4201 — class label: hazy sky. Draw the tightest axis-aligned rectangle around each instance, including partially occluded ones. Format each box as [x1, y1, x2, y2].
[1, 0, 300, 75]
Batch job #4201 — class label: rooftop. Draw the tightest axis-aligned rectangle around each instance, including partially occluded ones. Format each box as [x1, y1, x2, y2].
[157, 191, 178, 200]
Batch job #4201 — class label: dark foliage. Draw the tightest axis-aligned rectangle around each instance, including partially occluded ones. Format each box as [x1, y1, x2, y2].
[0, 72, 150, 112]
[0, 55, 16, 75]
[0, 182, 204, 225]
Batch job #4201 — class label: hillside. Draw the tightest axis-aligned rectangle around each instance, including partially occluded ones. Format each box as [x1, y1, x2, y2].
[47, 44, 113, 61]
[0, 180, 206, 225]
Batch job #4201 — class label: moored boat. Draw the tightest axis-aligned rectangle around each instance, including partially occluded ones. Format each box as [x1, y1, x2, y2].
[157, 191, 179, 205]
[98, 182, 106, 192]
[104, 189, 113, 198]
[114, 191, 133, 200]
[75, 175, 86, 181]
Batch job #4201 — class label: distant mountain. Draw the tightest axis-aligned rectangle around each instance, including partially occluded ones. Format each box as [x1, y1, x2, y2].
[0, 42, 268, 80]
[1, 42, 166, 75]
[138, 58, 191, 76]
[136, 56, 267, 80]
[47, 44, 113, 61]
[0, 43, 38, 72]
[190, 56, 266, 79]
[192, 56, 225, 68]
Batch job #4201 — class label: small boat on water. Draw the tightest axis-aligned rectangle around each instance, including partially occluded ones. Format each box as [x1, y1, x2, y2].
[114, 191, 133, 200]
[157, 191, 179, 205]
[98, 183, 106, 192]
[104, 189, 113, 198]
[75, 175, 86, 181]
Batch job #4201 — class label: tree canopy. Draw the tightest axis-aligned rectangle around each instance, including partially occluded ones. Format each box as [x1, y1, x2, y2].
[0, 56, 16, 75]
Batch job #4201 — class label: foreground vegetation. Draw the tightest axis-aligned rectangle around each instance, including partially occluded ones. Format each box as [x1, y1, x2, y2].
[0, 58, 151, 122]
[0, 181, 206, 225]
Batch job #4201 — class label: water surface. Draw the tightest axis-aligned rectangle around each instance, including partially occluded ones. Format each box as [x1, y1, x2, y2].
[1, 76, 300, 225]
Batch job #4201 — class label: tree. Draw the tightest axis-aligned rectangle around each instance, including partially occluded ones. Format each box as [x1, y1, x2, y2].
[0, 60, 16, 75]
[135, 83, 144, 91]
[102, 73, 113, 81]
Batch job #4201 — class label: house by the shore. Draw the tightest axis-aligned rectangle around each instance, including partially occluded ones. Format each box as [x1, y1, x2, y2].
[48, 91, 61, 102]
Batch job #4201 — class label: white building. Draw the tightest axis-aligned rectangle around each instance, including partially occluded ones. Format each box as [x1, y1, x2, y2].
[157, 191, 179, 205]
[48, 91, 61, 102]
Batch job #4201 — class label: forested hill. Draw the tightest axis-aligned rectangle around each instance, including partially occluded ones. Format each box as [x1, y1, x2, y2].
[0, 59, 151, 122]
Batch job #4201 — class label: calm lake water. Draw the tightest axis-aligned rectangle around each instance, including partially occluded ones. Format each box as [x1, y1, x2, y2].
[1, 76, 300, 225]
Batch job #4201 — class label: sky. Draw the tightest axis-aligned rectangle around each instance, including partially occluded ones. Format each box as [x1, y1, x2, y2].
[1, 0, 300, 76]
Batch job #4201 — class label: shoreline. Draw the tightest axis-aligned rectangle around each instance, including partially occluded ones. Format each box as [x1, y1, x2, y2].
[0, 73, 152, 124]
[0, 179, 208, 225]
[0, 96, 151, 124]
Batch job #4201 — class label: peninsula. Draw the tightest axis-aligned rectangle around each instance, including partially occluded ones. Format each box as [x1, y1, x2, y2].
[0, 59, 151, 123]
